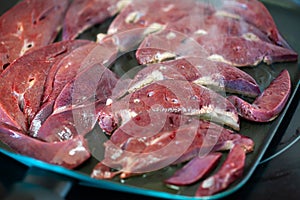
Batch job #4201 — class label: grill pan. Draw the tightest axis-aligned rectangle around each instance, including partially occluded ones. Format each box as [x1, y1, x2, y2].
[0, 0, 300, 199]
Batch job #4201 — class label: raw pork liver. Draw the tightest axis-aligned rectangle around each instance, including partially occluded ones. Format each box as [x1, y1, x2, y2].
[228, 69, 291, 122]
[99, 79, 240, 133]
[136, 30, 298, 67]
[0, 0, 69, 72]
[127, 57, 261, 97]
[107, 0, 214, 34]
[0, 122, 90, 169]
[63, 0, 121, 40]
[0, 40, 89, 132]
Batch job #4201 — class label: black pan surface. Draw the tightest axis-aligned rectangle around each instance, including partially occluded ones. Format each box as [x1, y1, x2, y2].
[0, 1, 299, 199]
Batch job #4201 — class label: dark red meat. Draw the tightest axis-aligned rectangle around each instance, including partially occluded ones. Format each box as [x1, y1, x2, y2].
[195, 145, 246, 196]
[127, 57, 261, 97]
[0, 0, 69, 72]
[0, 40, 89, 131]
[30, 41, 119, 135]
[166, 12, 272, 44]
[32, 101, 104, 143]
[228, 69, 291, 122]
[0, 122, 90, 169]
[53, 63, 119, 111]
[99, 79, 240, 134]
[221, 0, 288, 47]
[63, 0, 120, 40]
[164, 153, 222, 186]
[107, 0, 214, 34]
[136, 30, 298, 67]
[92, 118, 253, 179]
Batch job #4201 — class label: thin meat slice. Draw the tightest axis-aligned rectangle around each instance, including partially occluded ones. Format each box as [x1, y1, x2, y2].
[0, 0, 69, 72]
[0, 40, 89, 131]
[0, 122, 90, 169]
[30, 63, 118, 139]
[195, 145, 246, 197]
[221, 0, 288, 47]
[32, 101, 104, 143]
[99, 79, 240, 133]
[200, 36, 298, 67]
[53, 63, 119, 112]
[227, 69, 291, 122]
[166, 12, 272, 44]
[136, 29, 209, 65]
[30, 41, 119, 135]
[136, 30, 298, 67]
[62, 0, 121, 40]
[93, 118, 253, 179]
[164, 153, 222, 186]
[107, 0, 214, 34]
[127, 57, 261, 98]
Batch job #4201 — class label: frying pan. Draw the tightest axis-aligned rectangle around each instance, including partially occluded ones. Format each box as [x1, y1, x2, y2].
[0, 0, 300, 199]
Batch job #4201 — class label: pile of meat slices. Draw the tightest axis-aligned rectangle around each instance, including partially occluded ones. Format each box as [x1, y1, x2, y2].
[0, 0, 298, 197]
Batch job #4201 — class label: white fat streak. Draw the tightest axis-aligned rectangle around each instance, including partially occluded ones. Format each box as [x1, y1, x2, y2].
[162, 4, 175, 12]
[111, 0, 132, 14]
[53, 106, 69, 114]
[194, 29, 208, 35]
[215, 10, 241, 20]
[207, 54, 232, 65]
[125, 11, 141, 23]
[30, 120, 41, 137]
[242, 32, 260, 42]
[154, 52, 176, 62]
[166, 32, 176, 40]
[202, 177, 215, 188]
[96, 33, 107, 43]
[193, 76, 219, 87]
[69, 140, 86, 156]
[106, 98, 113, 106]
[118, 109, 138, 125]
[128, 70, 164, 93]
[186, 105, 239, 131]
[143, 23, 165, 36]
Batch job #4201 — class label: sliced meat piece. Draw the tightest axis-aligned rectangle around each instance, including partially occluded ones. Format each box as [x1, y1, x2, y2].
[195, 145, 246, 197]
[136, 30, 298, 67]
[200, 36, 298, 67]
[164, 153, 222, 186]
[127, 57, 261, 97]
[0, 40, 89, 131]
[221, 0, 286, 47]
[135, 29, 209, 65]
[0, 122, 90, 169]
[107, 113, 194, 145]
[53, 63, 119, 112]
[166, 12, 271, 44]
[30, 41, 119, 135]
[99, 79, 240, 133]
[62, 0, 121, 40]
[94, 118, 252, 179]
[173, 124, 254, 165]
[0, 0, 69, 72]
[107, 0, 214, 34]
[227, 69, 291, 122]
[42, 42, 97, 104]
[32, 101, 104, 143]
[30, 63, 117, 138]
[97, 22, 165, 53]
